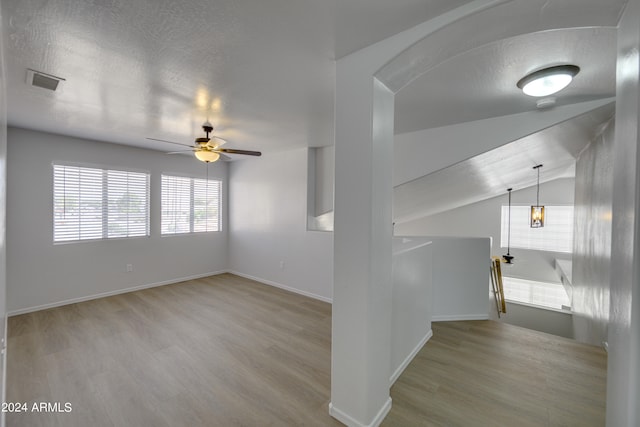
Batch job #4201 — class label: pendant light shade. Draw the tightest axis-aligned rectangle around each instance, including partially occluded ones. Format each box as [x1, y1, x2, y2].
[194, 150, 220, 163]
[531, 164, 544, 228]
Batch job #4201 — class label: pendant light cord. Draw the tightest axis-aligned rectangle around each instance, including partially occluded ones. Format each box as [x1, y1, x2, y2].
[536, 166, 540, 206]
[507, 188, 512, 255]
[533, 164, 543, 207]
[206, 162, 209, 231]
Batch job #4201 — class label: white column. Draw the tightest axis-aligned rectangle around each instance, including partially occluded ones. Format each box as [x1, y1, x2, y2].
[330, 57, 395, 425]
[608, 0, 640, 424]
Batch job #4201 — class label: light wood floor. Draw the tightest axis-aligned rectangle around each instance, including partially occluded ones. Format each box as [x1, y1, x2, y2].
[7, 274, 342, 427]
[7, 274, 607, 426]
[383, 320, 607, 427]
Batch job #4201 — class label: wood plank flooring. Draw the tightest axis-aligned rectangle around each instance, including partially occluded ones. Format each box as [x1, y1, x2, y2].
[383, 320, 608, 427]
[6, 274, 342, 427]
[7, 274, 607, 426]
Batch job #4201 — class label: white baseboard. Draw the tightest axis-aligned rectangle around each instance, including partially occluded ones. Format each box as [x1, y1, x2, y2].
[7, 270, 228, 316]
[228, 270, 332, 303]
[389, 329, 433, 385]
[329, 397, 392, 427]
[432, 314, 489, 321]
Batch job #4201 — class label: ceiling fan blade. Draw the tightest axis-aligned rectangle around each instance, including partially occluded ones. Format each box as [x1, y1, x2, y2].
[166, 150, 195, 154]
[209, 136, 228, 146]
[146, 137, 193, 147]
[218, 153, 233, 161]
[217, 148, 262, 156]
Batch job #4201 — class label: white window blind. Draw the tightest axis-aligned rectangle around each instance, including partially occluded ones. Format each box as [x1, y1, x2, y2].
[502, 276, 570, 310]
[501, 205, 573, 253]
[161, 175, 221, 234]
[53, 164, 150, 242]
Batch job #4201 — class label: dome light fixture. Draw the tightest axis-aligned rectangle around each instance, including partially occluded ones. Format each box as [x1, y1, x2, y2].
[517, 65, 580, 97]
[194, 149, 220, 163]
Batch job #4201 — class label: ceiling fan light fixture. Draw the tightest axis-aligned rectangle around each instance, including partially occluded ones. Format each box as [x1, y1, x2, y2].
[517, 65, 580, 97]
[194, 150, 220, 163]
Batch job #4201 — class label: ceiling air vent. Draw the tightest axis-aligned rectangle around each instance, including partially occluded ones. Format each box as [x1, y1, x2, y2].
[26, 69, 65, 91]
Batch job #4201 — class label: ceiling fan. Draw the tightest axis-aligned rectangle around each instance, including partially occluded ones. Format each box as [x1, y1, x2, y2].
[147, 122, 262, 163]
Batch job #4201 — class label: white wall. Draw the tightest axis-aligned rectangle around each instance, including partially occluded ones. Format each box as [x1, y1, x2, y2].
[6, 127, 229, 314]
[228, 148, 333, 301]
[608, 0, 640, 424]
[391, 237, 432, 384]
[0, 5, 7, 419]
[424, 237, 491, 321]
[395, 178, 574, 285]
[494, 302, 573, 339]
[572, 120, 614, 346]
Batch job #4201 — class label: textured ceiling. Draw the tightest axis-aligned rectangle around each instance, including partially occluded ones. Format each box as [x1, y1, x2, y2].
[394, 27, 617, 133]
[1, 0, 475, 155]
[2, 0, 337, 153]
[335, 0, 473, 58]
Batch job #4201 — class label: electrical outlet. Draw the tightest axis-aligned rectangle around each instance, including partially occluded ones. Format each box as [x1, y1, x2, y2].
[279, 261, 285, 270]
[126, 264, 133, 273]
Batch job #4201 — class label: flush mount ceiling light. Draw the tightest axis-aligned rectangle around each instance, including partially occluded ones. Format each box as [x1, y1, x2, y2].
[517, 65, 580, 97]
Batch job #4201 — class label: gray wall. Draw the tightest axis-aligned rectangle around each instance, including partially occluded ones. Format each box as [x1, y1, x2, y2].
[395, 178, 575, 284]
[608, 0, 640, 423]
[572, 120, 614, 346]
[0, 3, 7, 415]
[427, 237, 491, 321]
[229, 148, 333, 301]
[7, 127, 229, 314]
[391, 237, 432, 384]
[494, 302, 573, 339]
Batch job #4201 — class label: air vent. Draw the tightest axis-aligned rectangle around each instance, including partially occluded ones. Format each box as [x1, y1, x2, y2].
[26, 69, 65, 91]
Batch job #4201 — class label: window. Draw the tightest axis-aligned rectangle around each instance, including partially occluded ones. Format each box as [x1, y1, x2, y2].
[501, 205, 573, 253]
[161, 175, 221, 234]
[54, 164, 150, 242]
[502, 276, 570, 310]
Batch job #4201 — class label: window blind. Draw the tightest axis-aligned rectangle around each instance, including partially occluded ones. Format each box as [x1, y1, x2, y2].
[161, 175, 221, 234]
[502, 276, 570, 310]
[53, 164, 150, 242]
[500, 205, 573, 253]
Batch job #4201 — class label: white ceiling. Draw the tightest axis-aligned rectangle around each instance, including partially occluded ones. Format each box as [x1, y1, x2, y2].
[394, 27, 617, 133]
[393, 102, 615, 223]
[1, 0, 474, 154]
[0, 0, 629, 219]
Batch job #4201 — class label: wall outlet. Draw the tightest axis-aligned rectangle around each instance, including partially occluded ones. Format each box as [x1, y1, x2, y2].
[279, 261, 285, 270]
[126, 264, 133, 273]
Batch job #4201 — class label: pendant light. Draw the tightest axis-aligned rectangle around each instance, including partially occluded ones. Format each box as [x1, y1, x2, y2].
[531, 164, 544, 228]
[503, 188, 514, 264]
